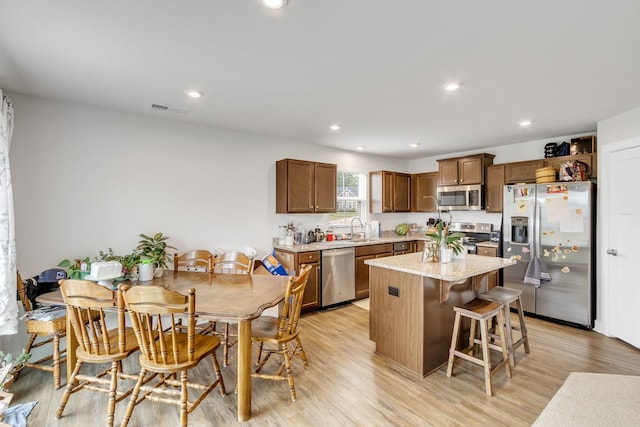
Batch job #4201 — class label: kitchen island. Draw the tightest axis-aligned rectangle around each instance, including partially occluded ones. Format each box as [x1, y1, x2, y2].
[365, 253, 515, 377]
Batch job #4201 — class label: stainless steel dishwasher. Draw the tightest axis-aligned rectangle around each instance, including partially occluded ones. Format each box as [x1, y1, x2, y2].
[321, 247, 355, 307]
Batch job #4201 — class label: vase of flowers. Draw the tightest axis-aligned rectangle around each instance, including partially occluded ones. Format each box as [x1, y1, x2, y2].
[426, 222, 465, 263]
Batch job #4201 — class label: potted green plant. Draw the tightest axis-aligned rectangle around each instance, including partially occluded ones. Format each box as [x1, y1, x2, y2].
[58, 257, 91, 279]
[426, 222, 465, 260]
[136, 233, 176, 277]
[0, 350, 31, 391]
[96, 248, 140, 279]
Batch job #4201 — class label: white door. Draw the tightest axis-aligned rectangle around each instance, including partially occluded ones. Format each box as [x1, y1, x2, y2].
[608, 140, 640, 347]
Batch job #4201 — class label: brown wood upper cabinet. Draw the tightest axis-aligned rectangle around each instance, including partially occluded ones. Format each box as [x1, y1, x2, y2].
[276, 158, 336, 213]
[369, 171, 411, 213]
[412, 172, 439, 212]
[504, 159, 545, 184]
[485, 164, 505, 213]
[544, 153, 597, 178]
[437, 153, 495, 186]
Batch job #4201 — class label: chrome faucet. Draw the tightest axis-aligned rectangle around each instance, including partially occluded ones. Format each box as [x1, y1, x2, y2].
[350, 217, 365, 240]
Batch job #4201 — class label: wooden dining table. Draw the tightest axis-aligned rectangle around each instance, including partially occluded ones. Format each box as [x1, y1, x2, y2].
[37, 270, 291, 422]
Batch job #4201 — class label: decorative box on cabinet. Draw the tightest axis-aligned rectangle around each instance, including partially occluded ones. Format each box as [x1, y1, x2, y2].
[369, 171, 411, 213]
[437, 153, 495, 186]
[276, 158, 337, 213]
[354, 243, 393, 300]
[412, 172, 439, 212]
[273, 249, 320, 312]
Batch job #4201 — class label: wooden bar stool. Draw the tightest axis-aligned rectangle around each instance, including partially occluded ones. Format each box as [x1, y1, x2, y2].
[478, 286, 531, 368]
[446, 298, 512, 396]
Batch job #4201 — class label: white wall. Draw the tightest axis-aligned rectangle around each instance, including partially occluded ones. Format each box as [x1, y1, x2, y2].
[594, 106, 640, 335]
[8, 92, 601, 276]
[9, 93, 407, 276]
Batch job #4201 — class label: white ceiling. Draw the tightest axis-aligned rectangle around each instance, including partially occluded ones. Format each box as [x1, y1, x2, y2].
[1, 1, 639, 159]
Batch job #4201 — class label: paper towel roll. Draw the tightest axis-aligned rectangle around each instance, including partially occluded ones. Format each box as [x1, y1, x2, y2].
[370, 221, 380, 239]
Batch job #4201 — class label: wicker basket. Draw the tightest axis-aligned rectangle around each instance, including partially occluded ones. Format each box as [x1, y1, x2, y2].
[26, 316, 66, 335]
[536, 166, 556, 183]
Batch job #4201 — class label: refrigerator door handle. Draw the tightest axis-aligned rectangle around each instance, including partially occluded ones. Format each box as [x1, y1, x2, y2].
[534, 202, 541, 257]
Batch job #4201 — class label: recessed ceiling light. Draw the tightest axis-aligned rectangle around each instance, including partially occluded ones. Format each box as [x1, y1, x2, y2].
[410, 143, 421, 148]
[444, 82, 462, 92]
[330, 124, 341, 131]
[186, 90, 204, 98]
[263, 0, 287, 9]
[519, 120, 532, 127]
[356, 146, 365, 151]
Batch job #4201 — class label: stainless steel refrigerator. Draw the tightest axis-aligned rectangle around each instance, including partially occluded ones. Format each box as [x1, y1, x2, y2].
[502, 181, 594, 328]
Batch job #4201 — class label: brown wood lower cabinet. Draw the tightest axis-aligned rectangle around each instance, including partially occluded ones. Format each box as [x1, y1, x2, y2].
[475, 244, 498, 289]
[273, 249, 320, 312]
[354, 243, 393, 300]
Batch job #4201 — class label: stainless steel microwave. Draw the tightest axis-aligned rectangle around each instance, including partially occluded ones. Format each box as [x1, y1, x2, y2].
[436, 184, 483, 211]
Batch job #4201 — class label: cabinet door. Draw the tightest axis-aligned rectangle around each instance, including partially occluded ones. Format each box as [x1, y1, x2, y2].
[485, 164, 505, 213]
[355, 255, 374, 300]
[301, 262, 320, 311]
[412, 172, 438, 212]
[504, 160, 544, 184]
[439, 160, 459, 185]
[458, 157, 483, 184]
[276, 159, 314, 213]
[393, 173, 411, 212]
[382, 172, 394, 212]
[476, 246, 498, 289]
[314, 162, 337, 212]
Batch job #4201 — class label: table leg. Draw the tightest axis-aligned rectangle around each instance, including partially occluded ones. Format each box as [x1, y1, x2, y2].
[237, 319, 252, 422]
[65, 307, 77, 382]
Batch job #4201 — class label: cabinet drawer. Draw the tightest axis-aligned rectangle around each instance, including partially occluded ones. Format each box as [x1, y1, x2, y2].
[393, 242, 410, 252]
[476, 246, 498, 257]
[297, 251, 320, 264]
[355, 243, 394, 257]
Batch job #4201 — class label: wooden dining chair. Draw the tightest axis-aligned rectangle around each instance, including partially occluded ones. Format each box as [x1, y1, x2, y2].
[251, 264, 312, 401]
[212, 251, 254, 274]
[120, 284, 226, 427]
[55, 280, 140, 427]
[173, 249, 214, 272]
[210, 251, 254, 366]
[16, 271, 67, 389]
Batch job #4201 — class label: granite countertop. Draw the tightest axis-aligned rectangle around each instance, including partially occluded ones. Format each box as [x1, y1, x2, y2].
[364, 252, 515, 281]
[273, 234, 429, 253]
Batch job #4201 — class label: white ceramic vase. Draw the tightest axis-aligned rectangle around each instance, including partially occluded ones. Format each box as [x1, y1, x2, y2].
[138, 263, 156, 281]
[440, 247, 453, 264]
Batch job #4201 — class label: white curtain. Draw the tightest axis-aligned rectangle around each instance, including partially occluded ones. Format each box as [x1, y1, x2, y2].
[0, 90, 17, 335]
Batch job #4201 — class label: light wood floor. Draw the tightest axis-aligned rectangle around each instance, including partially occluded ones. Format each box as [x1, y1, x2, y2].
[8, 303, 640, 426]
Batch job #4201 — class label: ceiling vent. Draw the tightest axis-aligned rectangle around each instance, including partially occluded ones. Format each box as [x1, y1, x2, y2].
[151, 104, 188, 115]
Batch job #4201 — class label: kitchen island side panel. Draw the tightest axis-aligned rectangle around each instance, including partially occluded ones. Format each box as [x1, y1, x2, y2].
[369, 265, 475, 376]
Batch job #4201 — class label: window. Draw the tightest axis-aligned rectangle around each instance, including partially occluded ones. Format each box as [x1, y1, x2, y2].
[329, 172, 367, 225]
